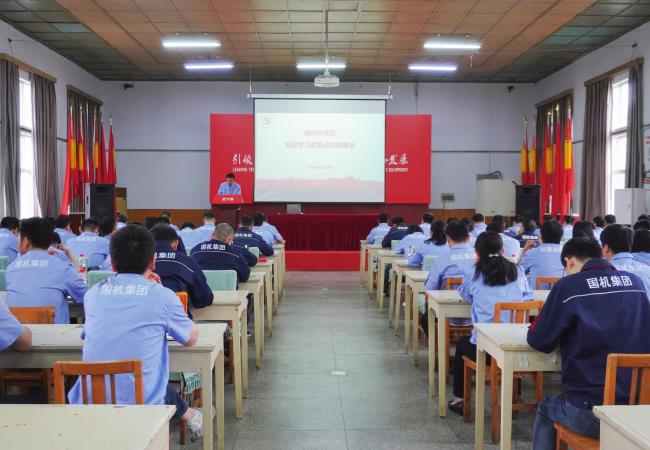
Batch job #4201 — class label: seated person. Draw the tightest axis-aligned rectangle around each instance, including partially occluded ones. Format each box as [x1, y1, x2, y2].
[6, 217, 87, 324]
[0, 216, 19, 263]
[233, 215, 274, 256]
[152, 216, 186, 255]
[420, 212, 434, 238]
[506, 215, 523, 236]
[592, 216, 605, 240]
[515, 219, 539, 247]
[151, 225, 214, 309]
[48, 231, 80, 269]
[601, 224, 650, 293]
[424, 220, 477, 291]
[605, 214, 616, 226]
[160, 211, 179, 231]
[67, 218, 110, 269]
[178, 222, 202, 253]
[394, 225, 426, 257]
[99, 216, 116, 239]
[116, 213, 127, 230]
[519, 219, 564, 289]
[54, 215, 76, 244]
[366, 213, 391, 244]
[381, 216, 409, 248]
[486, 221, 520, 260]
[528, 238, 650, 449]
[633, 220, 650, 231]
[408, 221, 449, 267]
[562, 215, 574, 240]
[191, 223, 251, 283]
[257, 211, 284, 243]
[572, 220, 595, 239]
[0, 300, 32, 352]
[448, 231, 533, 414]
[470, 213, 486, 238]
[67, 225, 203, 440]
[252, 213, 275, 249]
[632, 228, 650, 266]
[194, 212, 217, 245]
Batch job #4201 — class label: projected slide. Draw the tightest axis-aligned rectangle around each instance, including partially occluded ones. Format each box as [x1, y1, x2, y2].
[254, 99, 385, 203]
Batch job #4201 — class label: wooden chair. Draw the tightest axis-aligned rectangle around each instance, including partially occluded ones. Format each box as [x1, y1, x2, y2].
[444, 277, 473, 380]
[554, 353, 650, 450]
[463, 301, 545, 443]
[0, 306, 55, 403]
[175, 292, 189, 314]
[535, 276, 561, 290]
[52, 360, 144, 405]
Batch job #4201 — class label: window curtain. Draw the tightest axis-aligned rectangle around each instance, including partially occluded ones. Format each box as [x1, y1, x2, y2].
[626, 63, 643, 188]
[581, 79, 610, 219]
[0, 59, 20, 217]
[32, 74, 58, 217]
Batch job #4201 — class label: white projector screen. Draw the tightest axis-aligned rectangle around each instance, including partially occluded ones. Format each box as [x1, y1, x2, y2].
[254, 98, 385, 203]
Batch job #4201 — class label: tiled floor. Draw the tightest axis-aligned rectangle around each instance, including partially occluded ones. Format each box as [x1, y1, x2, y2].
[174, 271, 553, 449]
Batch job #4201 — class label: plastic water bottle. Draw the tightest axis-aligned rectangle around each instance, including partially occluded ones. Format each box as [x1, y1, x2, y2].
[79, 254, 88, 283]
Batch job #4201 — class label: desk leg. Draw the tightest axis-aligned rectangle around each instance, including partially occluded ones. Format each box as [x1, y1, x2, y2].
[475, 347, 487, 450]
[202, 354, 214, 450]
[360, 248, 365, 284]
[437, 312, 447, 417]
[394, 275, 403, 335]
[376, 260, 385, 308]
[258, 290, 265, 356]
[255, 291, 262, 369]
[388, 269, 397, 327]
[412, 290, 420, 366]
[367, 251, 375, 295]
[215, 351, 225, 450]
[404, 285, 411, 353]
[273, 262, 280, 311]
[231, 315, 243, 418]
[241, 307, 249, 398]
[428, 307, 436, 398]
[265, 274, 273, 337]
[499, 358, 514, 450]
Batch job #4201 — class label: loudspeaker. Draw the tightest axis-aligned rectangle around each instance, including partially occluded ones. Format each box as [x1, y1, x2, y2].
[516, 185, 540, 222]
[85, 184, 115, 219]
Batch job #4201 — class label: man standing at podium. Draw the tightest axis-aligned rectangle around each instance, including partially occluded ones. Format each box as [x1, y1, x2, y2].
[217, 173, 241, 195]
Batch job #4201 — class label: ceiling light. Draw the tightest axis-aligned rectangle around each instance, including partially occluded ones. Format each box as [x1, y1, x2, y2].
[408, 63, 457, 72]
[297, 62, 346, 70]
[184, 61, 233, 70]
[423, 41, 481, 50]
[163, 38, 221, 49]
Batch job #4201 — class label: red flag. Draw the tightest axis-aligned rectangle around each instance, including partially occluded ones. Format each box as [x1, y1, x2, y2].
[529, 124, 537, 185]
[60, 108, 76, 214]
[98, 120, 107, 183]
[92, 116, 99, 183]
[520, 120, 530, 184]
[552, 109, 566, 217]
[564, 115, 574, 211]
[77, 110, 87, 199]
[107, 117, 116, 184]
[540, 117, 552, 218]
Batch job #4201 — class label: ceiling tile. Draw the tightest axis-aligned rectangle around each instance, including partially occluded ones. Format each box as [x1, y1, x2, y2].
[581, 3, 632, 15]
[253, 11, 288, 21]
[144, 10, 185, 22]
[358, 11, 393, 22]
[620, 4, 650, 16]
[249, 0, 287, 10]
[361, 1, 399, 11]
[171, 0, 212, 10]
[437, 0, 478, 13]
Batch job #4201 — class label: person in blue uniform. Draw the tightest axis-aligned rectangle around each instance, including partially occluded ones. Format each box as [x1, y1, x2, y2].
[632, 228, 650, 266]
[99, 216, 116, 239]
[255, 212, 284, 243]
[519, 219, 564, 289]
[191, 223, 252, 283]
[408, 221, 449, 267]
[48, 231, 80, 269]
[366, 213, 391, 244]
[54, 215, 76, 244]
[217, 173, 241, 195]
[424, 220, 476, 291]
[116, 213, 128, 230]
[448, 231, 533, 415]
[381, 216, 409, 248]
[592, 216, 605, 240]
[0, 216, 19, 263]
[506, 215, 523, 236]
[233, 216, 274, 256]
[178, 223, 202, 253]
[486, 221, 521, 260]
[0, 300, 31, 352]
[470, 213, 486, 239]
[528, 237, 650, 450]
[67, 218, 110, 269]
[150, 225, 213, 309]
[251, 213, 275, 249]
[562, 215, 574, 240]
[605, 214, 616, 226]
[572, 220, 595, 239]
[394, 225, 426, 257]
[420, 213, 434, 238]
[6, 217, 87, 324]
[67, 224, 203, 440]
[160, 211, 179, 232]
[515, 219, 539, 247]
[601, 224, 650, 293]
[151, 216, 186, 255]
[193, 212, 217, 249]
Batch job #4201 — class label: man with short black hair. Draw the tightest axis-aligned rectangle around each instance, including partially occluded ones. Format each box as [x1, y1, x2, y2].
[507, 215, 524, 236]
[592, 216, 605, 240]
[562, 215, 575, 240]
[0, 216, 20, 263]
[191, 223, 252, 282]
[366, 213, 390, 244]
[470, 213, 486, 238]
[217, 173, 241, 195]
[252, 213, 275, 249]
[256, 211, 283, 243]
[519, 219, 564, 289]
[194, 211, 217, 246]
[67, 218, 110, 269]
[116, 213, 128, 230]
[604, 214, 616, 226]
[601, 224, 650, 293]
[632, 229, 650, 266]
[54, 215, 75, 244]
[420, 212, 434, 238]
[99, 216, 116, 239]
[160, 211, 179, 231]
[234, 216, 274, 256]
[528, 237, 650, 449]
[381, 216, 409, 248]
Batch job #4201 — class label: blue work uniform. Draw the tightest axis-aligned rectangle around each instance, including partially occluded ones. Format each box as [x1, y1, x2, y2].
[6, 249, 87, 324]
[424, 243, 476, 290]
[262, 221, 283, 242]
[153, 242, 213, 309]
[528, 259, 650, 408]
[407, 241, 449, 267]
[420, 223, 431, 238]
[460, 265, 533, 343]
[217, 181, 241, 195]
[593, 227, 603, 241]
[633, 252, 650, 266]
[470, 223, 487, 239]
[54, 228, 76, 244]
[506, 223, 522, 236]
[500, 233, 521, 260]
[519, 243, 564, 289]
[67, 232, 110, 269]
[0, 228, 18, 263]
[178, 228, 202, 253]
[191, 239, 251, 282]
[562, 225, 573, 240]
[610, 252, 650, 293]
[0, 300, 24, 351]
[382, 224, 409, 248]
[395, 232, 427, 257]
[68, 274, 193, 406]
[252, 226, 274, 248]
[515, 232, 539, 248]
[194, 224, 216, 245]
[116, 221, 127, 230]
[233, 227, 274, 256]
[366, 223, 390, 244]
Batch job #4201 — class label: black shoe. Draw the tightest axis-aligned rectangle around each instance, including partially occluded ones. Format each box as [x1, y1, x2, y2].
[448, 400, 463, 416]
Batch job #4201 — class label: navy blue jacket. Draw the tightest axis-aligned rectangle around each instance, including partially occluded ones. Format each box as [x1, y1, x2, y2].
[153, 242, 213, 309]
[233, 227, 274, 256]
[190, 239, 251, 282]
[381, 224, 409, 248]
[175, 232, 187, 255]
[528, 259, 650, 408]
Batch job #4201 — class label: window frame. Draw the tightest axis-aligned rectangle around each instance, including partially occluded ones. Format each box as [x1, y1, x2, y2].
[17, 70, 40, 219]
[606, 70, 630, 214]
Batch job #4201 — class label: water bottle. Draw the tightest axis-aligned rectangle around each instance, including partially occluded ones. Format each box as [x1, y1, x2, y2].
[79, 254, 88, 283]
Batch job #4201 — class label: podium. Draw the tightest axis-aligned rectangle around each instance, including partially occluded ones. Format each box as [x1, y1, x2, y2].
[211, 194, 244, 227]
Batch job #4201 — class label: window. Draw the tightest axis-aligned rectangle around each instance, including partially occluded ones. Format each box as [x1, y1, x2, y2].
[607, 72, 629, 213]
[18, 70, 39, 219]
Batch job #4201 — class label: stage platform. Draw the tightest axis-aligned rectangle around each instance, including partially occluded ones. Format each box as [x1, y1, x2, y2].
[285, 251, 359, 271]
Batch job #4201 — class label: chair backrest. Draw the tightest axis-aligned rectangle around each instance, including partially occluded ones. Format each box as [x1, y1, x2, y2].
[373, 235, 385, 245]
[423, 255, 437, 272]
[53, 360, 144, 405]
[9, 306, 55, 324]
[0, 256, 8, 270]
[175, 292, 189, 313]
[203, 270, 237, 291]
[535, 276, 561, 290]
[0, 270, 5, 291]
[248, 247, 260, 258]
[445, 277, 464, 290]
[603, 354, 650, 405]
[87, 270, 116, 287]
[390, 240, 401, 251]
[493, 301, 545, 324]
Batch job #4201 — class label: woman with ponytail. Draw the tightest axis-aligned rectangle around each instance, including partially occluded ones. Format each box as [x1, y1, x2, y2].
[407, 220, 449, 266]
[448, 231, 533, 415]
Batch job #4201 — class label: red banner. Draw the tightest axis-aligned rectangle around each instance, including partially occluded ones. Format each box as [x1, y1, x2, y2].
[210, 113, 431, 205]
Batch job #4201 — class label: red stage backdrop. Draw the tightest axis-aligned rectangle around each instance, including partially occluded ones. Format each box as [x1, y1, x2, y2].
[210, 113, 431, 204]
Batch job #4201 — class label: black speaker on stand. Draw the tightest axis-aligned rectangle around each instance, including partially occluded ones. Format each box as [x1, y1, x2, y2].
[516, 185, 540, 223]
[84, 184, 115, 219]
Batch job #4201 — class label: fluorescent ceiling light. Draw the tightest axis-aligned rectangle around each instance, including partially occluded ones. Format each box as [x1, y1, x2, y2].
[163, 39, 221, 48]
[424, 41, 481, 50]
[184, 61, 233, 70]
[297, 62, 346, 70]
[408, 63, 457, 72]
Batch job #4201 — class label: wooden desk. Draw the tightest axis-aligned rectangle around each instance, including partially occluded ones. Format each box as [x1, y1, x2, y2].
[594, 405, 650, 450]
[426, 290, 549, 417]
[366, 244, 382, 294]
[474, 323, 561, 450]
[376, 250, 403, 309]
[272, 243, 285, 295]
[0, 323, 227, 450]
[192, 291, 249, 419]
[252, 260, 274, 333]
[267, 252, 282, 308]
[359, 240, 368, 285]
[389, 260, 420, 333]
[0, 404, 176, 450]
[239, 272, 266, 368]
[403, 270, 428, 355]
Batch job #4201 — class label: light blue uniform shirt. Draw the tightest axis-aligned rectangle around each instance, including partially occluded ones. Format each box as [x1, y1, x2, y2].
[0, 228, 18, 263]
[519, 243, 564, 289]
[0, 300, 24, 351]
[366, 223, 390, 244]
[501, 233, 522, 260]
[424, 243, 476, 290]
[506, 224, 521, 236]
[262, 221, 283, 242]
[420, 223, 431, 238]
[408, 241, 449, 267]
[178, 228, 203, 253]
[68, 274, 193, 406]
[116, 221, 127, 230]
[562, 225, 573, 240]
[395, 232, 427, 256]
[193, 224, 216, 249]
[252, 226, 275, 248]
[54, 228, 76, 244]
[610, 253, 650, 293]
[67, 232, 110, 269]
[633, 252, 650, 266]
[471, 223, 487, 239]
[594, 227, 603, 241]
[6, 249, 87, 324]
[460, 265, 533, 343]
[217, 181, 241, 195]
